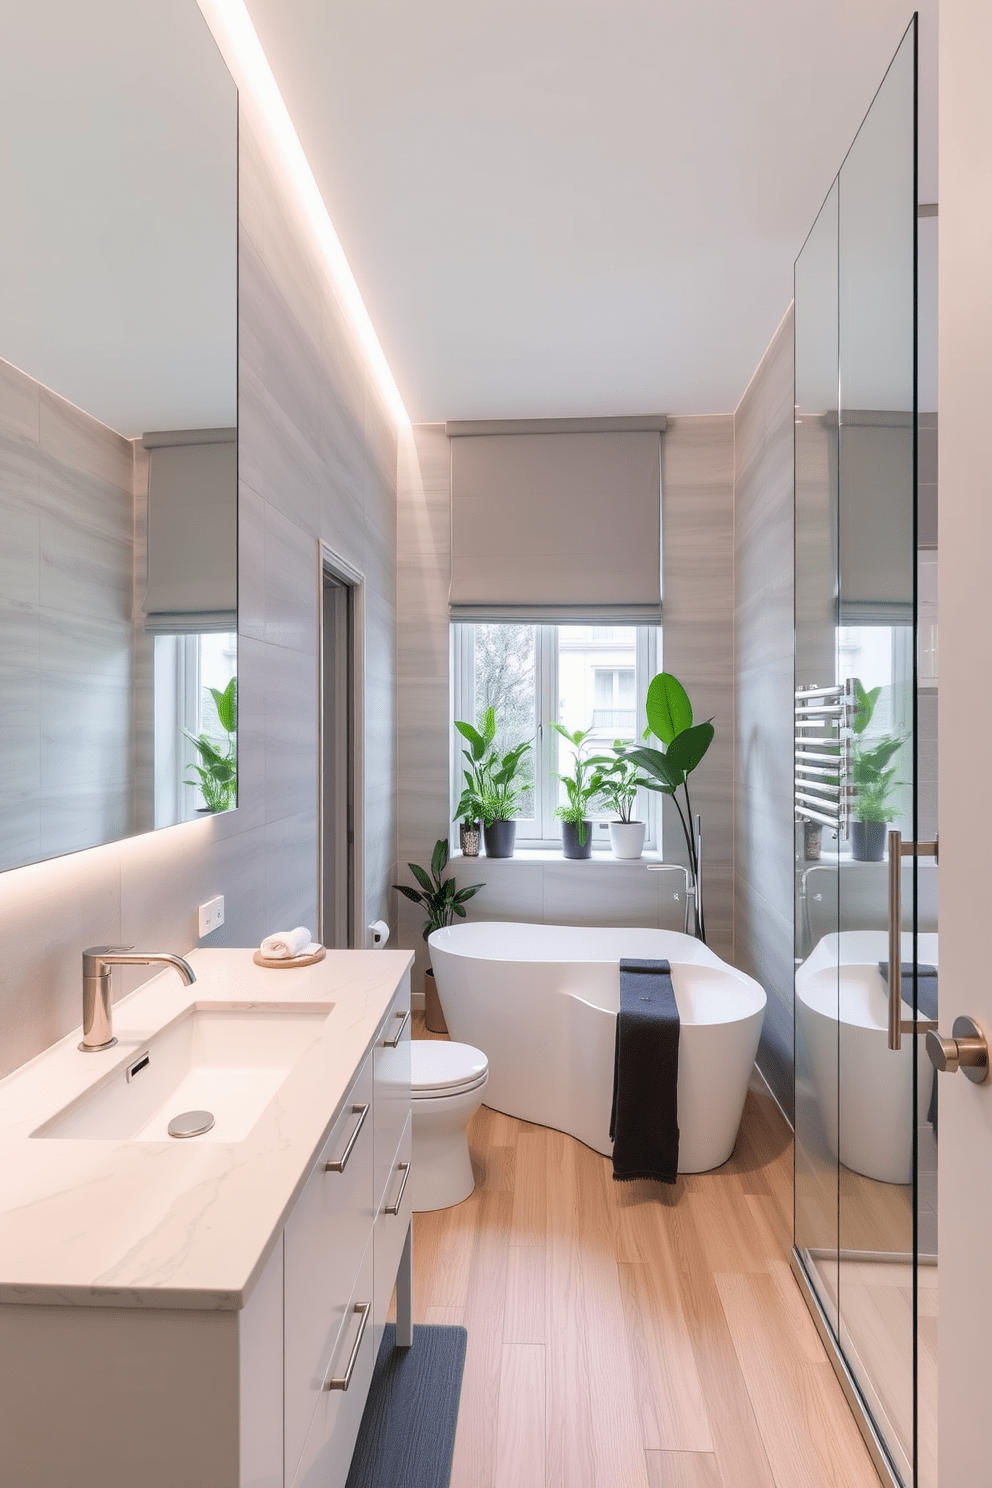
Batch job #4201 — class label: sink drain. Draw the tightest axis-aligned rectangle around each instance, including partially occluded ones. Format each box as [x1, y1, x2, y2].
[168, 1110, 215, 1139]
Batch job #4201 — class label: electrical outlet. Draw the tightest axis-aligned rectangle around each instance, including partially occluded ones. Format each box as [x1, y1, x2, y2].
[199, 895, 225, 937]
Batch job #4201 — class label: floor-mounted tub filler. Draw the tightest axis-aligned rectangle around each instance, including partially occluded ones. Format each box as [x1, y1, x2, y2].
[428, 923, 766, 1173]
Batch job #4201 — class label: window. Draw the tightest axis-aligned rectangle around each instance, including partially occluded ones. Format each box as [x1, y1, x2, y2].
[153, 631, 237, 825]
[452, 623, 661, 848]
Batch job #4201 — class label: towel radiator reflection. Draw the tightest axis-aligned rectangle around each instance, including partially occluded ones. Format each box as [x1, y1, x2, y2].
[794, 681, 855, 836]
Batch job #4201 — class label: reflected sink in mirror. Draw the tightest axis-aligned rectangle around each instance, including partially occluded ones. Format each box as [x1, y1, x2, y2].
[35, 1004, 334, 1144]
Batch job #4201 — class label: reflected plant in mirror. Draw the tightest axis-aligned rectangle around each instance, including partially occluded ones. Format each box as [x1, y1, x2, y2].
[185, 677, 237, 814]
[849, 678, 905, 861]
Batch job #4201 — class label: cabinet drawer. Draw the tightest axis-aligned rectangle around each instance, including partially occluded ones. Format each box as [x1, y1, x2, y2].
[284, 1054, 374, 1484]
[373, 1113, 413, 1359]
[373, 978, 411, 1210]
[292, 1238, 376, 1488]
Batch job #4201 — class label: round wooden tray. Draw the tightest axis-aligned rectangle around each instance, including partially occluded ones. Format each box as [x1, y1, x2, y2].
[252, 944, 326, 970]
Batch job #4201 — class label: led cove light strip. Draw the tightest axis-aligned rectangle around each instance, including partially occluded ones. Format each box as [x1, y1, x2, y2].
[197, 0, 410, 428]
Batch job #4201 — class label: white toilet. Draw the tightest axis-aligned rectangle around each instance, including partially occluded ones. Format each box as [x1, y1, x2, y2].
[410, 1042, 489, 1211]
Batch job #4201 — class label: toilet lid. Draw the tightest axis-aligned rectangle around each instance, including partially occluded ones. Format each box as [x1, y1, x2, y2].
[411, 1041, 488, 1097]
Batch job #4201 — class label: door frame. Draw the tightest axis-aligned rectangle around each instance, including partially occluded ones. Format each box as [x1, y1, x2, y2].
[318, 544, 365, 948]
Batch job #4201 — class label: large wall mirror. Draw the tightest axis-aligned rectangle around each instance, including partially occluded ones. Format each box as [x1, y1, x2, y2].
[0, 1, 238, 872]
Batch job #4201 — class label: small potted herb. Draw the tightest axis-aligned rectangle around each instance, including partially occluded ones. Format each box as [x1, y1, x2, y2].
[393, 838, 484, 1032]
[184, 677, 237, 813]
[850, 680, 904, 861]
[552, 723, 606, 859]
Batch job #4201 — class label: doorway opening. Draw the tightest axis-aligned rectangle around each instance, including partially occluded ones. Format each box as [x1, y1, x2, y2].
[321, 558, 360, 947]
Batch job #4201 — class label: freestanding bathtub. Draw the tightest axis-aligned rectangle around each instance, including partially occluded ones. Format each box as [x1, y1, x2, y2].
[796, 930, 937, 1184]
[428, 922, 766, 1173]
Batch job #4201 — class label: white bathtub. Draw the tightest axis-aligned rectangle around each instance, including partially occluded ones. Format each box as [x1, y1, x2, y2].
[428, 922, 766, 1174]
[796, 930, 937, 1184]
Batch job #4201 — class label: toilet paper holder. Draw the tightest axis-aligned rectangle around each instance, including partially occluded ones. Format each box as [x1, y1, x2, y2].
[368, 919, 390, 949]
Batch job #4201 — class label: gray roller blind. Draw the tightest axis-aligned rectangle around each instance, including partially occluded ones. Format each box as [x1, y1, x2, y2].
[449, 428, 662, 622]
[142, 428, 237, 633]
[838, 412, 914, 623]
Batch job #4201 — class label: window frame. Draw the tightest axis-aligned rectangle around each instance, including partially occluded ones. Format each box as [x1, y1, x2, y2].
[451, 622, 661, 851]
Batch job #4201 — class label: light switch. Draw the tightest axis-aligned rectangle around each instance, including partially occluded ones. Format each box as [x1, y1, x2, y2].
[199, 895, 225, 937]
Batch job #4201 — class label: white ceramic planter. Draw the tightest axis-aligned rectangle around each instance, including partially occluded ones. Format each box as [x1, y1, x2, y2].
[609, 821, 646, 859]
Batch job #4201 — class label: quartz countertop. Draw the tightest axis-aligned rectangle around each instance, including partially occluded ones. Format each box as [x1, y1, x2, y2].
[0, 947, 413, 1312]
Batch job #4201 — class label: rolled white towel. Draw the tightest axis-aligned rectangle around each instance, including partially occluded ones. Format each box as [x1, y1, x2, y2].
[260, 926, 313, 960]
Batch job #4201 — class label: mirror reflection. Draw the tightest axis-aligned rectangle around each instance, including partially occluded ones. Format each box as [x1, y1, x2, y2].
[0, 0, 238, 872]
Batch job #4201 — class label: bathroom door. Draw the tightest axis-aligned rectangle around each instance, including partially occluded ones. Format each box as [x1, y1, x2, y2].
[794, 19, 935, 1488]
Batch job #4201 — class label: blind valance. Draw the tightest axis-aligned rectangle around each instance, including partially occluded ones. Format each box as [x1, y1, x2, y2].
[142, 428, 237, 633]
[448, 427, 662, 622]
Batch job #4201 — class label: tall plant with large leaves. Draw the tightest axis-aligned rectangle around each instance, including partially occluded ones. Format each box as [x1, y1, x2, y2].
[620, 672, 714, 941]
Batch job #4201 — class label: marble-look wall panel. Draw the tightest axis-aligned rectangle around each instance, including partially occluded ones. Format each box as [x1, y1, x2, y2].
[0, 102, 398, 1079]
[733, 307, 796, 1120]
[660, 416, 736, 962]
[0, 355, 135, 874]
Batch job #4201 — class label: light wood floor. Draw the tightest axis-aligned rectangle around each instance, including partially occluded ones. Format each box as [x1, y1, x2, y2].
[406, 1014, 883, 1488]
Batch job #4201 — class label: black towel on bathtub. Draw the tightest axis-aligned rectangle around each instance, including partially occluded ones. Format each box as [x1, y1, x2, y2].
[610, 958, 680, 1184]
[878, 962, 939, 1135]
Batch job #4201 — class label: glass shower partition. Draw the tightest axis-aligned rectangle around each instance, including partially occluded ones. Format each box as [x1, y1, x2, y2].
[793, 19, 935, 1488]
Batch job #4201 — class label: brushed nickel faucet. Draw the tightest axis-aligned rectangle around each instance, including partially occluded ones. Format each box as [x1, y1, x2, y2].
[80, 946, 196, 1052]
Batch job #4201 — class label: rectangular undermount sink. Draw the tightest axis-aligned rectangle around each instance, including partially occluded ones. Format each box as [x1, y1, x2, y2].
[35, 1003, 334, 1144]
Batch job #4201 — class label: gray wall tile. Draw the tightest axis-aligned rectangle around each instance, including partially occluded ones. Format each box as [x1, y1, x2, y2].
[733, 306, 796, 1119]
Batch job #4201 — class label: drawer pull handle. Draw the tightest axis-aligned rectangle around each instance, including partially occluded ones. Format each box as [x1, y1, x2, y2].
[324, 1104, 369, 1173]
[383, 1009, 410, 1048]
[385, 1161, 411, 1215]
[326, 1301, 372, 1391]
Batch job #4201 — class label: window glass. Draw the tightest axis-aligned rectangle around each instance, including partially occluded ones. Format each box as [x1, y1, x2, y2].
[452, 622, 660, 847]
[472, 623, 536, 819]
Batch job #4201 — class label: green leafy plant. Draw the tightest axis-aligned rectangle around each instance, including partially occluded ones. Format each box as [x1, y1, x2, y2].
[552, 723, 607, 847]
[184, 677, 237, 813]
[393, 838, 484, 941]
[620, 672, 714, 940]
[850, 679, 904, 824]
[589, 746, 655, 824]
[454, 707, 532, 827]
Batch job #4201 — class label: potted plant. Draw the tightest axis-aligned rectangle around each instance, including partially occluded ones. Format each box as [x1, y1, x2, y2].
[454, 708, 531, 859]
[622, 672, 713, 940]
[393, 838, 484, 1032]
[552, 723, 606, 860]
[850, 680, 904, 862]
[592, 747, 653, 859]
[453, 709, 495, 857]
[184, 677, 237, 813]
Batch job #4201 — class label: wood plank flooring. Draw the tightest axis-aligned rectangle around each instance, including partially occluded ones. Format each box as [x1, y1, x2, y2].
[406, 1015, 882, 1488]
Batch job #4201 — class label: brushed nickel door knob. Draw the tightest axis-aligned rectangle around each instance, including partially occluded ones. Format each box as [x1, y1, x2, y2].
[926, 1016, 990, 1085]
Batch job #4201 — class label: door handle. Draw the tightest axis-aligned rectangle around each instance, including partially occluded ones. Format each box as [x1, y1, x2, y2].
[886, 830, 941, 1051]
[926, 1016, 989, 1084]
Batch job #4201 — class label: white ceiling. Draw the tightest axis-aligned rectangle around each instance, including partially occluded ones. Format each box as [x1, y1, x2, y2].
[245, 0, 937, 423]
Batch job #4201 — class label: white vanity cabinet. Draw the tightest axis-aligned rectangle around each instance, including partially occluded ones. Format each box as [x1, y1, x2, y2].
[291, 980, 413, 1488]
[0, 954, 414, 1488]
